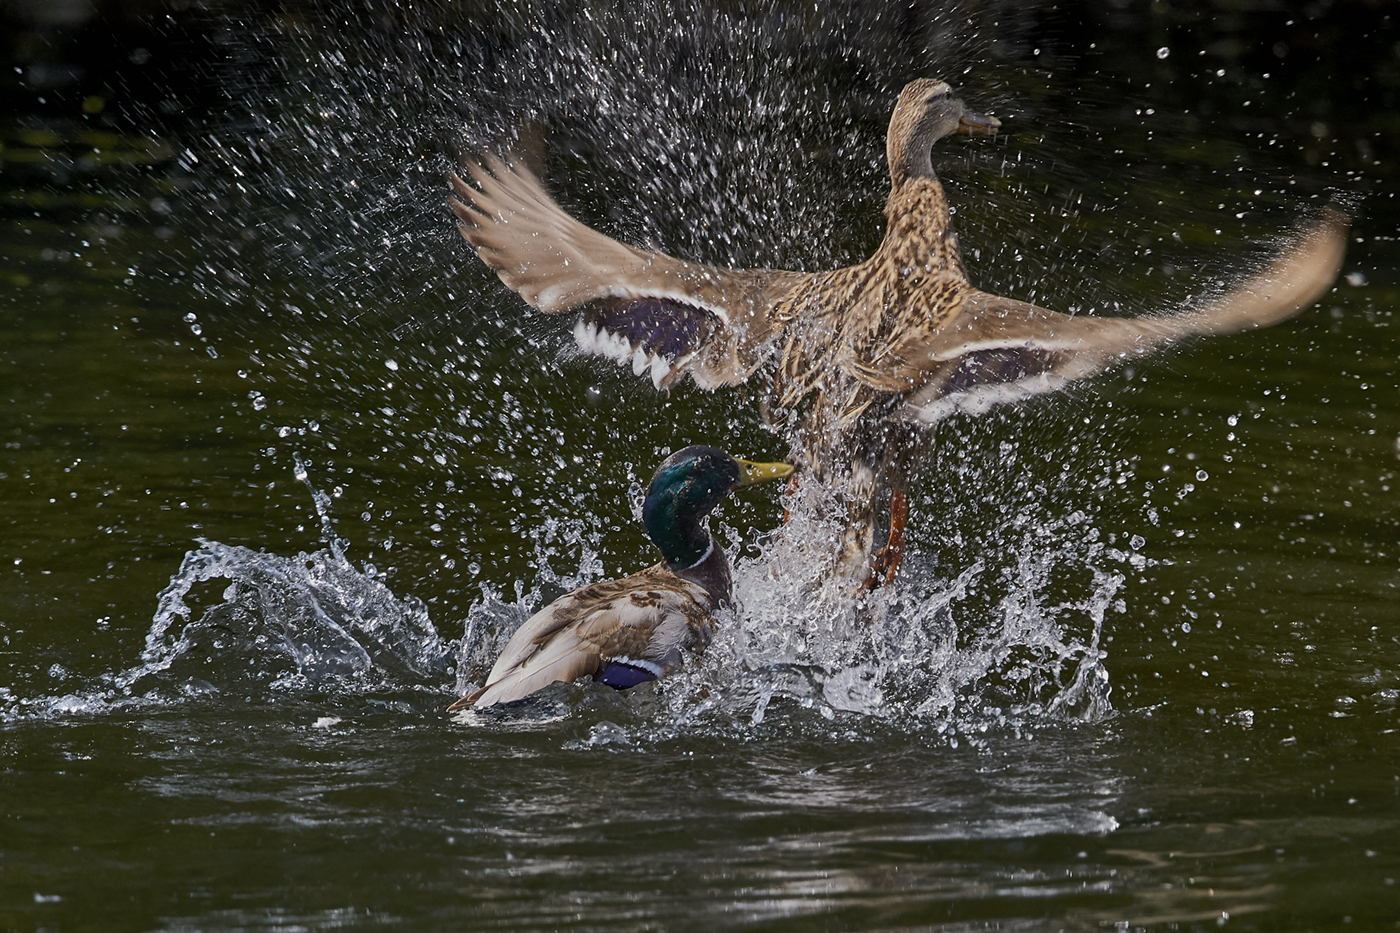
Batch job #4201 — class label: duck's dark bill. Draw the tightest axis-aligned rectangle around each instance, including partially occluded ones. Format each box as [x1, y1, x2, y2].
[734, 459, 796, 487]
[957, 111, 1001, 135]
[596, 660, 661, 689]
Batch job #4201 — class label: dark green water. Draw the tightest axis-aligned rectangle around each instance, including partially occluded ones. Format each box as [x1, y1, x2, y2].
[3, 2, 1399, 930]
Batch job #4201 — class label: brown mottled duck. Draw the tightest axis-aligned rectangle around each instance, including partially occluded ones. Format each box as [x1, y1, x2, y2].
[447, 78, 1348, 589]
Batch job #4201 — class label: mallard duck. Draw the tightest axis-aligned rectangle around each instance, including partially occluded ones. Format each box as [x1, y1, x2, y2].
[448, 446, 792, 710]
[448, 78, 1348, 587]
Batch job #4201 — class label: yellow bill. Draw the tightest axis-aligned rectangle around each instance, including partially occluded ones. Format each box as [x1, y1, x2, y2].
[734, 458, 795, 487]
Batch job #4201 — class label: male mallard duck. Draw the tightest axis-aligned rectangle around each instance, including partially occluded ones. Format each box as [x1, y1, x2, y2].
[448, 446, 792, 710]
[448, 79, 1348, 588]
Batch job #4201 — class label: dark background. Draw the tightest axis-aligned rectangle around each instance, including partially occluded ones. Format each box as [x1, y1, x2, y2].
[3, 0, 1395, 175]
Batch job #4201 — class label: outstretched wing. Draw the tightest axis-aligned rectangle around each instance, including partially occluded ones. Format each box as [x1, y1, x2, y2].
[447, 568, 711, 710]
[889, 208, 1349, 423]
[448, 154, 808, 389]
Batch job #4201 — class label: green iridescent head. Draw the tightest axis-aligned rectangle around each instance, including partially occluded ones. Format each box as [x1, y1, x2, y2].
[641, 445, 793, 569]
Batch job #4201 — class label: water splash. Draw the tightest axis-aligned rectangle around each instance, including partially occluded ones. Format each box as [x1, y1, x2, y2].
[126, 457, 453, 697]
[1, 464, 454, 724]
[444, 461, 1133, 744]
[1, 448, 1130, 744]
[640, 528, 1122, 743]
[137, 537, 451, 693]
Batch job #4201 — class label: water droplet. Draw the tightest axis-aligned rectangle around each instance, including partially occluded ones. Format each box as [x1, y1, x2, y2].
[1156, 47, 1170, 59]
[1196, 470, 1209, 481]
[385, 359, 399, 371]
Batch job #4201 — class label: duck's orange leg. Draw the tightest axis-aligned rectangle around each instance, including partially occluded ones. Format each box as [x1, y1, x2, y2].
[782, 473, 799, 524]
[865, 487, 908, 589]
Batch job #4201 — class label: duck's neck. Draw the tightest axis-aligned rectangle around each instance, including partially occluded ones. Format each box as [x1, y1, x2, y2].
[879, 171, 957, 252]
[884, 121, 953, 242]
[644, 499, 713, 572]
[651, 517, 731, 606]
[678, 539, 733, 607]
[887, 121, 940, 191]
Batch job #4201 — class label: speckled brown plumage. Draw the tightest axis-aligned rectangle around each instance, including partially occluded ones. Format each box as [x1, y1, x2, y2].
[449, 560, 721, 711]
[447, 78, 1348, 587]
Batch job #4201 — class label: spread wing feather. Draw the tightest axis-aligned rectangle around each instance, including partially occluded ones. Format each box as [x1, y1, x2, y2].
[573, 297, 725, 389]
[894, 208, 1349, 423]
[448, 154, 808, 389]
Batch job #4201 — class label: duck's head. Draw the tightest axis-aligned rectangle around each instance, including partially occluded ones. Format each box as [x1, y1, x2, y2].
[887, 78, 1000, 188]
[642, 445, 793, 569]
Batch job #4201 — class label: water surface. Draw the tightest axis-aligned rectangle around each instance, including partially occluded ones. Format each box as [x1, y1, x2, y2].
[2, 2, 1399, 930]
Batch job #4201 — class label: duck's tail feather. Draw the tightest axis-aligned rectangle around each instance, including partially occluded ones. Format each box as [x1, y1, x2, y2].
[449, 628, 602, 710]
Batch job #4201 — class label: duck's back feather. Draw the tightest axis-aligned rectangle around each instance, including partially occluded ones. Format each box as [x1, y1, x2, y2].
[450, 563, 718, 710]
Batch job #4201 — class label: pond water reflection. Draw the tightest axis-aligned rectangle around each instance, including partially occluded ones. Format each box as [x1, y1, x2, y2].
[2, 1, 1398, 930]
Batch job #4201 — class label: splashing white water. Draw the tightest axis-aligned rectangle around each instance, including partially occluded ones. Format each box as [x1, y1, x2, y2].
[132, 459, 455, 697]
[141, 538, 452, 689]
[1, 464, 454, 724]
[445, 466, 1131, 744]
[632, 498, 1123, 742]
[1, 450, 1127, 743]
[0, 537, 454, 724]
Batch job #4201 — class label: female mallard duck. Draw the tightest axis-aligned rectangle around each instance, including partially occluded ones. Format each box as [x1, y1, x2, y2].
[448, 446, 792, 710]
[448, 78, 1348, 588]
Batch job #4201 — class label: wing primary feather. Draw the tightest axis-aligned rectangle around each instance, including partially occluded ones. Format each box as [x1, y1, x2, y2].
[1172, 206, 1348, 335]
[447, 150, 807, 388]
[898, 207, 1349, 425]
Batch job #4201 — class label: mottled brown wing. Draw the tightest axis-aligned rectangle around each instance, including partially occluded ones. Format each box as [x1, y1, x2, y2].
[888, 208, 1348, 423]
[448, 154, 809, 390]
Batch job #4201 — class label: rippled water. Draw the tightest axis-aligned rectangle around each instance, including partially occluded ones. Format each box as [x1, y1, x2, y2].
[3, 1, 1400, 930]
